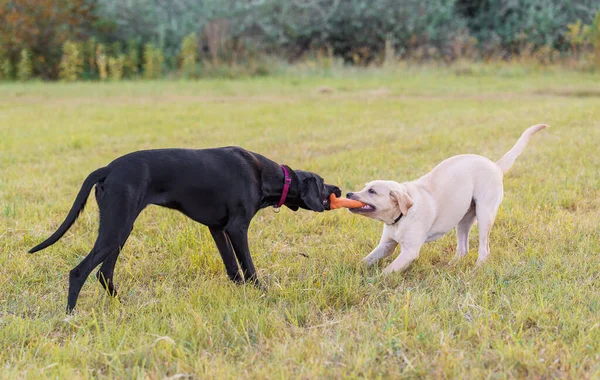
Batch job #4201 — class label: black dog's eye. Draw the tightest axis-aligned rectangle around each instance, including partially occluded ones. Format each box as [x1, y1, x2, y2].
[368, 188, 376, 195]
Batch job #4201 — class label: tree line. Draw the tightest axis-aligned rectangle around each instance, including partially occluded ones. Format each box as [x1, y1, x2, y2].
[1, 0, 599, 81]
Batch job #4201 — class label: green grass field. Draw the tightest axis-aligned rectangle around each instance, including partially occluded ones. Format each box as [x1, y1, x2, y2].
[1, 68, 599, 378]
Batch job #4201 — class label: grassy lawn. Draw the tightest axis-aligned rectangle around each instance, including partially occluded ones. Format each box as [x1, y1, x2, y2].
[1, 68, 599, 378]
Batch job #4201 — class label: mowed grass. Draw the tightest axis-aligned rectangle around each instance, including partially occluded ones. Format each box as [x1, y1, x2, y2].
[1, 69, 599, 378]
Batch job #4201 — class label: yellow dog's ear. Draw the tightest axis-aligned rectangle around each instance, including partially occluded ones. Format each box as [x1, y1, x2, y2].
[390, 190, 413, 215]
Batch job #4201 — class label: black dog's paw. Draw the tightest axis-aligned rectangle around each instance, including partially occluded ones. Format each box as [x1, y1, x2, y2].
[255, 282, 268, 293]
[231, 272, 245, 284]
[248, 277, 267, 292]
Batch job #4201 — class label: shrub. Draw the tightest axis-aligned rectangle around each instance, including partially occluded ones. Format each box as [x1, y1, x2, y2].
[143, 43, 164, 79]
[96, 44, 108, 80]
[125, 39, 140, 78]
[0, 50, 12, 80]
[96, 0, 211, 62]
[237, 0, 467, 62]
[83, 38, 98, 78]
[108, 55, 125, 81]
[94, 0, 468, 63]
[0, 61, 11, 79]
[589, 12, 600, 49]
[17, 49, 32, 81]
[59, 41, 83, 81]
[566, 11, 600, 68]
[110, 42, 122, 57]
[567, 20, 586, 55]
[456, 0, 600, 53]
[0, 0, 101, 79]
[180, 33, 198, 78]
[584, 11, 600, 67]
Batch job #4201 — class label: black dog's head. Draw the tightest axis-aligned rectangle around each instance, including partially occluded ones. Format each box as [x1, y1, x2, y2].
[287, 170, 341, 212]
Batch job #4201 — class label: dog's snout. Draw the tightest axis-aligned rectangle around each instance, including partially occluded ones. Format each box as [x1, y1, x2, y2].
[346, 192, 354, 199]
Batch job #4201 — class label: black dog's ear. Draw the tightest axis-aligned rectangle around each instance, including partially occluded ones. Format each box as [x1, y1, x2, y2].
[300, 177, 325, 212]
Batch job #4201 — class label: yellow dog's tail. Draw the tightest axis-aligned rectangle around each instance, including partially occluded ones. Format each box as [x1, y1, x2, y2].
[496, 124, 548, 174]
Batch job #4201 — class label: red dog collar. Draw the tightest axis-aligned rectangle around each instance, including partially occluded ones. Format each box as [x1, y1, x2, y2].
[276, 165, 291, 208]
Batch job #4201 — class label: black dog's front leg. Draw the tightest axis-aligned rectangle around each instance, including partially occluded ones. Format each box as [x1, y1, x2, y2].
[226, 223, 264, 290]
[209, 227, 243, 283]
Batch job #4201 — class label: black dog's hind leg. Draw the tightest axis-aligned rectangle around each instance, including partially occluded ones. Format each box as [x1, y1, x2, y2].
[95, 228, 132, 298]
[93, 183, 125, 298]
[96, 254, 119, 297]
[226, 222, 263, 289]
[67, 192, 137, 313]
[209, 227, 243, 283]
[68, 243, 124, 313]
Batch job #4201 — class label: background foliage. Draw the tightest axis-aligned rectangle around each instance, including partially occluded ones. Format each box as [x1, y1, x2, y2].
[0, 0, 99, 79]
[456, 0, 600, 51]
[1, 0, 600, 80]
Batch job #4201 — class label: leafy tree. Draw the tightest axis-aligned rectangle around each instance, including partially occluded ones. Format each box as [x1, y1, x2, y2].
[0, 0, 102, 79]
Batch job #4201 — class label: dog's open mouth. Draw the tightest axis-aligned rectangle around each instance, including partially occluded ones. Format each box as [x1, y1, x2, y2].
[349, 203, 375, 213]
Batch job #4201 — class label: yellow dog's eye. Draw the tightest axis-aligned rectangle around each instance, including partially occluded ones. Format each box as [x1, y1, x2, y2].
[368, 188, 376, 195]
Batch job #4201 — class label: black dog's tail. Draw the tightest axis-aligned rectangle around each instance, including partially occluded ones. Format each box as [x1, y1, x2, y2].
[29, 167, 110, 253]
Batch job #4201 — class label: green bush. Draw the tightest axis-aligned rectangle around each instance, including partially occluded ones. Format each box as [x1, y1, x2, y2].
[180, 33, 198, 78]
[94, 0, 600, 63]
[456, 0, 600, 52]
[143, 43, 164, 79]
[59, 41, 83, 81]
[0, 0, 105, 79]
[252, 0, 466, 61]
[95, 0, 468, 63]
[589, 12, 600, 51]
[0, 50, 12, 80]
[83, 38, 98, 78]
[584, 11, 600, 67]
[125, 39, 140, 78]
[110, 42, 122, 57]
[108, 55, 125, 81]
[96, 44, 108, 80]
[17, 49, 32, 81]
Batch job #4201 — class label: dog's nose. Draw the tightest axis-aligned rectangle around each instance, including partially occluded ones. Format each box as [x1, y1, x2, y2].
[346, 192, 354, 198]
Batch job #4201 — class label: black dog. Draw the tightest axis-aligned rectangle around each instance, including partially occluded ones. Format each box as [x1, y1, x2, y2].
[29, 147, 341, 312]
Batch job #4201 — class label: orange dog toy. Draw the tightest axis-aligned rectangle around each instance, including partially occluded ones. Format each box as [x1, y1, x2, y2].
[329, 193, 367, 210]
